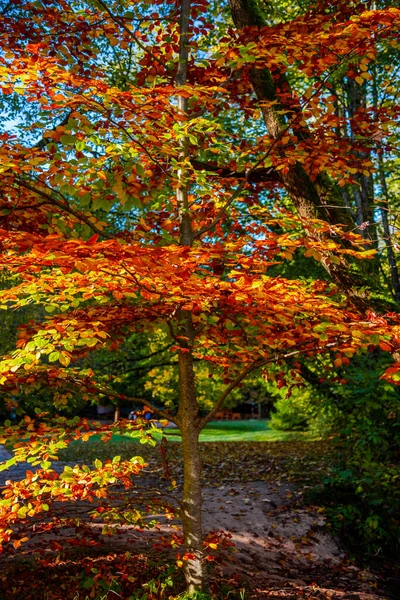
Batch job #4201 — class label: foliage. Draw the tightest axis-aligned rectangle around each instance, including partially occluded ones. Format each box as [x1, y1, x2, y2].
[311, 353, 400, 558]
[0, 551, 184, 600]
[269, 387, 318, 432]
[320, 459, 400, 560]
[0, 0, 399, 593]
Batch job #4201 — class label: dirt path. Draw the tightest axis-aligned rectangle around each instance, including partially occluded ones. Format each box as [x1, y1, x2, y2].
[0, 441, 396, 599]
[200, 481, 386, 599]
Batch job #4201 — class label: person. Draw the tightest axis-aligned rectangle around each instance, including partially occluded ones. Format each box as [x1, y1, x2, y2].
[143, 405, 152, 422]
[128, 406, 152, 423]
[128, 409, 137, 421]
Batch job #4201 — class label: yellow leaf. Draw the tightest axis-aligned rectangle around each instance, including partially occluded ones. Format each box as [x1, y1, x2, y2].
[59, 353, 71, 367]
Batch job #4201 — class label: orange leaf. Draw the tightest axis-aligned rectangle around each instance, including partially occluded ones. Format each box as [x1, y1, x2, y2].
[379, 341, 392, 352]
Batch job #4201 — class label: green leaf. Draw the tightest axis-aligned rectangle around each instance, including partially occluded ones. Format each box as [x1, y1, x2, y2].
[94, 458, 102, 469]
[136, 163, 145, 176]
[92, 197, 110, 212]
[81, 577, 95, 589]
[79, 193, 91, 207]
[49, 351, 60, 362]
[60, 134, 76, 145]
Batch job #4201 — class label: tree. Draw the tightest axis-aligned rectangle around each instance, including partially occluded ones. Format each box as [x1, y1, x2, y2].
[0, 0, 399, 593]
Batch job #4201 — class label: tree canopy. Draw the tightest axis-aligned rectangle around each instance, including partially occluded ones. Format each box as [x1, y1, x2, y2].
[0, 0, 399, 593]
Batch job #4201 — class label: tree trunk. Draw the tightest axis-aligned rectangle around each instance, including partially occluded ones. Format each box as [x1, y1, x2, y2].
[377, 154, 400, 302]
[344, 77, 376, 239]
[176, 339, 205, 592]
[371, 64, 400, 302]
[173, 0, 207, 591]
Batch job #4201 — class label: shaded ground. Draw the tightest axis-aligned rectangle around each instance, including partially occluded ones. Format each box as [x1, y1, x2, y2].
[0, 440, 397, 599]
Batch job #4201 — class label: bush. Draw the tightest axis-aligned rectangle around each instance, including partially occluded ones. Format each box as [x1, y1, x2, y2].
[268, 386, 335, 433]
[312, 352, 400, 560]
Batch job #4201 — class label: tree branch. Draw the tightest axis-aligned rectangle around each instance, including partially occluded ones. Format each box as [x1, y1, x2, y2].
[71, 376, 177, 424]
[11, 178, 112, 240]
[194, 181, 246, 239]
[199, 342, 338, 428]
[102, 344, 173, 367]
[190, 159, 280, 184]
[96, 0, 168, 71]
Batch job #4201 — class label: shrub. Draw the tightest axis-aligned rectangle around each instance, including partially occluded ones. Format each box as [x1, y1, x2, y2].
[312, 352, 400, 559]
[268, 386, 335, 433]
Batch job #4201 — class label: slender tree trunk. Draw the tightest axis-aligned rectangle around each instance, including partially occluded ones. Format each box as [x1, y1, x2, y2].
[371, 64, 400, 302]
[176, 332, 204, 592]
[173, 0, 206, 591]
[344, 77, 375, 238]
[377, 155, 400, 302]
[114, 401, 120, 422]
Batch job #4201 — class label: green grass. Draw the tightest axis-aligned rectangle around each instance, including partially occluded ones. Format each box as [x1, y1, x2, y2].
[65, 420, 315, 445]
[170, 420, 315, 442]
[54, 421, 318, 463]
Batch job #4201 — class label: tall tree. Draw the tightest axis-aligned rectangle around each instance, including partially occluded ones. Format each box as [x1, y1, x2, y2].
[0, 0, 399, 593]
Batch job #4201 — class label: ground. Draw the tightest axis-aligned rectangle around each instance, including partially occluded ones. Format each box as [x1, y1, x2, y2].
[0, 435, 397, 599]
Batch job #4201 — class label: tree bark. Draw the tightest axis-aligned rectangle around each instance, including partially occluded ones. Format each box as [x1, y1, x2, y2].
[176, 335, 204, 592]
[114, 401, 120, 422]
[344, 77, 375, 240]
[371, 64, 400, 302]
[376, 154, 400, 302]
[174, 0, 207, 591]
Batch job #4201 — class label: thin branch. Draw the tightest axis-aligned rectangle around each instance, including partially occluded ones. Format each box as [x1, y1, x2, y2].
[34, 112, 73, 150]
[199, 359, 266, 429]
[11, 178, 112, 240]
[199, 342, 338, 428]
[81, 96, 170, 176]
[96, 0, 168, 71]
[194, 180, 246, 239]
[123, 360, 180, 374]
[102, 344, 173, 367]
[71, 376, 177, 424]
[190, 159, 279, 184]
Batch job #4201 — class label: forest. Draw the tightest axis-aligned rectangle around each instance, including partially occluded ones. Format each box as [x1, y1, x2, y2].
[0, 0, 399, 598]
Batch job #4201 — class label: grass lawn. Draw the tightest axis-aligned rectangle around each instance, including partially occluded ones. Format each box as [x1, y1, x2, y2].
[56, 420, 318, 463]
[167, 420, 316, 442]
[68, 420, 314, 444]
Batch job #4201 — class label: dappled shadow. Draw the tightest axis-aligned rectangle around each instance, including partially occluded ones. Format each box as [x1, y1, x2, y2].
[0, 441, 394, 599]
